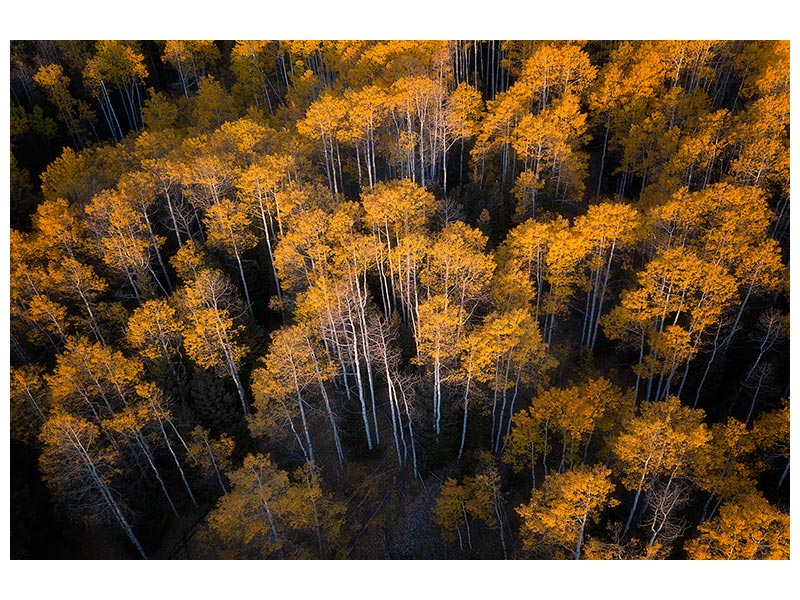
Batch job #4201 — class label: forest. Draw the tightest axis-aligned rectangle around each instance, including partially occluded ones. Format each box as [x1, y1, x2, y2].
[9, 40, 789, 560]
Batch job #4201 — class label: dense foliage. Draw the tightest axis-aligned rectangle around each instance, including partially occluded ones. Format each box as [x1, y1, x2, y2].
[10, 40, 789, 559]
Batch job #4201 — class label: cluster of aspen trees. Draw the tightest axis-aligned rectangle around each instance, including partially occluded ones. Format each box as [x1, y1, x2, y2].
[10, 40, 788, 559]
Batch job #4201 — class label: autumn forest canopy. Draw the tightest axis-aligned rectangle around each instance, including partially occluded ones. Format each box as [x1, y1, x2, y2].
[9, 40, 789, 560]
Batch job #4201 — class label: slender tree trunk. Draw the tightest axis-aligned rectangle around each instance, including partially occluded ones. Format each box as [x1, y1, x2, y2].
[590, 244, 616, 350]
[257, 197, 283, 306]
[203, 435, 228, 495]
[721, 282, 754, 355]
[624, 467, 650, 536]
[226, 355, 249, 416]
[435, 357, 443, 438]
[458, 370, 472, 462]
[595, 120, 610, 201]
[462, 503, 472, 550]
[282, 350, 314, 460]
[349, 314, 373, 450]
[575, 515, 588, 560]
[137, 433, 180, 519]
[778, 460, 789, 490]
[158, 418, 198, 508]
[99, 472, 147, 558]
[493, 487, 507, 559]
[308, 340, 344, 468]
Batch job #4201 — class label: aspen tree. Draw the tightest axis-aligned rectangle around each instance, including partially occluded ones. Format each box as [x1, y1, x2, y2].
[541, 223, 589, 350]
[236, 153, 299, 304]
[207, 453, 291, 558]
[282, 463, 346, 558]
[523, 378, 627, 477]
[455, 321, 490, 460]
[654, 107, 730, 193]
[434, 453, 508, 556]
[82, 41, 148, 139]
[84, 188, 159, 302]
[208, 117, 274, 169]
[736, 309, 787, 422]
[573, 201, 641, 350]
[433, 478, 477, 551]
[642, 183, 780, 399]
[480, 310, 547, 453]
[503, 405, 546, 486]
[272, 205, 334, 294]
[441, 82, 484, 193]
[294, 277, 379, 451]
[106, 403, 181, 519]
[361, 178, 436, 326]
[46, 337, 134, 426]
[10, 230, 70, 350]
[367, 311, 413, 472]
[134, 132, 196, 249]
[126, 298, 184, 384]
[318, 40, 373, 88]
[203, 198, 258, 315]
[685, 492, 789, 559]
[751, 400, 790, 490]
[727, 41, 789, 189]
[421, 221, 495, 323]
[587, 44, 628, 200]
[301, 328, 345, 468]
[613, 247, 737, 403]
[612, 397, 710, 536]
[478, 453, 509, 559]
[582, 523, 664, 560]
[691, 417, 758, 521]
[46, 341, 166, 500]
[11, 365, 50, 445]
[497, 217, 561, 324]
[207, 454, 345, 559]
[250, 324, 340, 464]
[186, 425, 234, 496]
[176, 134, 236, 212]
[33, 63, 92, 149]
[510, 110, 557, 217]
[282, 40, 329, 85]
[641, 477, 691, 549]
[297, 91, 348, 196]
[415, 295, 464, 437]
[517, 465, 616, 559]
[39, 412, 147, 558]
[388, 233, 430, 336]
[161, 41, 220, 99]
[511, 93, 589, 218]
[170, 239, 213, 283]
[48, 258, 108, 345]
[722, 238, 784, 355]
[517, 42, 597, 110]
[291, 203, 387, 449]
[117, 172, 173, 293]
[389, 75, 447, 186]
[474, 42, 595, 191]
[590, 42, 668, 199]
[135, 382, 199, 508]
[177, 269, 250, 414]
[31, 197, 84, 260]
[358, 40, 450, 86]
[471, 83, 529, 185]
[341, 85, 389, 190]
[231, 40, 282, 113]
